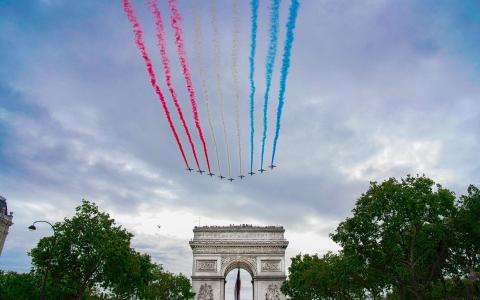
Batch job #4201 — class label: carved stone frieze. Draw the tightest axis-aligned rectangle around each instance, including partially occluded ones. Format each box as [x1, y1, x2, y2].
[261, 260, 281, 272]
[196, 260, 217, 272]
[192, 246, 285, 255]
[190, 240, 289, 247]
[265, 283, 281, 300]
[220, 255, 257, 274]
[197, 283, 213, 300]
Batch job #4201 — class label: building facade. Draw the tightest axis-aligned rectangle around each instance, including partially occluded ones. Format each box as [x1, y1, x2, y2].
[190, 225, 289, 300]
[0, 196, 13, 256]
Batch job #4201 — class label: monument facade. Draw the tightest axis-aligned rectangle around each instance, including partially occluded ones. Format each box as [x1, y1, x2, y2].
[0, 196, 13, 256]
[190, 225, 288, 300]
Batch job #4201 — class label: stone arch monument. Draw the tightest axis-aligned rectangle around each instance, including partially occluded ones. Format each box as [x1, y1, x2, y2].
[190, 225, 288, 300]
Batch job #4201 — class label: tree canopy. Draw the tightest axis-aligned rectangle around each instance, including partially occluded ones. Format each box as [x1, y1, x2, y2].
[12, 200, 195, 300]
[0, 271, 40, 300]
[281, 252, 365, 299]
[137, 264, 194, 300]
[451, 185, 480, 277]
[282, 175, 480, 299]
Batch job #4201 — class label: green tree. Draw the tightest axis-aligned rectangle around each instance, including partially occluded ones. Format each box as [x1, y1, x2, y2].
[451, 185, 480, 276]
[281, 252, 366, 299]
[138, 264, 195, 300]
[101, 250, 153, 298]
[0, 270, 73, 300]
[331, 175, 457, 297]
[282, 175, 480, 299]
[429, 277, 479, 299]
[448, 185, 480, 298]
[28, 200, 194, 299]
[30, 200, 135, 299]
[0, 271, 40, 300]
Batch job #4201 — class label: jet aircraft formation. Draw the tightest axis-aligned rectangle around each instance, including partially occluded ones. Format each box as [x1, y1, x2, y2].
[122, 0, 299, 182]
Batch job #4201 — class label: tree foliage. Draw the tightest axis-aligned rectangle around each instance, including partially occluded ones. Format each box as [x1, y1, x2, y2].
[24, 200, 194, 300]
[0, 271, 40, 300]
[137, 264, 195, 300]
[281, 252, 365, 299]
[29, 200, 137, 299]
[282, 175, 480, 299]
[0, 271, 72, 300]
[332, 175, 456, 297]
[450, 185, 480, 276]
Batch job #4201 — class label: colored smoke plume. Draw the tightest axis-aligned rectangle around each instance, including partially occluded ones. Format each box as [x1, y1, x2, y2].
[122, 0, 189, 169]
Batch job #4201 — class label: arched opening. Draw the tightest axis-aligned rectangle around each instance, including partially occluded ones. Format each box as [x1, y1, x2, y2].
[223, 261, 255, 300]
[224, 267, 253, 300]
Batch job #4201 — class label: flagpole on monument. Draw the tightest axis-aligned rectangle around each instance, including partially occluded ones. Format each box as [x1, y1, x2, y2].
[234, 267, 241, 300]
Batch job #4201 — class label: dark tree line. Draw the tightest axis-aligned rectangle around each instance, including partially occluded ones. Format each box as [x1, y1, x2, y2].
[282, 175, 480, 299]
[0, 200, 194, 300]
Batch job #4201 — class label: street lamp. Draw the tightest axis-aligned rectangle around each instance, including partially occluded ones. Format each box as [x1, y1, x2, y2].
[28, 220, 55, 233]
[28, 220, 56, 300]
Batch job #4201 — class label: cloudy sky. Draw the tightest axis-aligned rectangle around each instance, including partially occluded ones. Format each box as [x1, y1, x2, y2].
[1, 0, 479, 296]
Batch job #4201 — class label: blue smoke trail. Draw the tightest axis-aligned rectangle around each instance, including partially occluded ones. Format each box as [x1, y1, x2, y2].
[248, 0, 259, 174]
[271, 0, 299, 166]
[260, 0, 281, 171]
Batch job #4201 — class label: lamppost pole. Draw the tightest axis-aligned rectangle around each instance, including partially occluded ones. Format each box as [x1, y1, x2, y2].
[28, 220, 56, 300]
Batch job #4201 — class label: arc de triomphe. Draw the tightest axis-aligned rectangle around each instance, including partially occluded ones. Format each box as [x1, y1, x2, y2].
[190, 225, 288, 300]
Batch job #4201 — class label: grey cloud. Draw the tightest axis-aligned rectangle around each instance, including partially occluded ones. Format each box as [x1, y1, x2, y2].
[1, 0, 479, 272]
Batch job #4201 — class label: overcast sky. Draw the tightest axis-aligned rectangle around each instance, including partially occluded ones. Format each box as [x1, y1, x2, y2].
[1, 1, 479, 295]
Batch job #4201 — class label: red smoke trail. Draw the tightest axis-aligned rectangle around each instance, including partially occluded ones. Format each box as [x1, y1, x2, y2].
[167, 0, 211, 173]
[122, 0, 189, 169]
[148, 0, 201, 171]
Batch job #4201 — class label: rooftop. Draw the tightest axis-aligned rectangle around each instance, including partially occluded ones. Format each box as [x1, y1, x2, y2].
[0, 196, 7, 216]
[0, 195, 12, 217]
[193, 224, 285, 233]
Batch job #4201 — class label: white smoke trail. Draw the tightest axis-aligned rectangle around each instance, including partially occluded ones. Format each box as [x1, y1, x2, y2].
[231, 0, 243, 177]
[210, 0, 232, 178]
[192, 2, 222, 176]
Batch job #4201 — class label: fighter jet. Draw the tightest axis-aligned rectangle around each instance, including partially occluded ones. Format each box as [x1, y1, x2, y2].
[187, 167, 194, 172]
[248, 171, 255, 176]
[218, 175, 226, 180]
[197, 169, 205, 175]
[207, 172, 215, 177]
[239, 175, 245, 180]
[269, 164, 276, 170]
[258, 168, 266, 173]
[228, 177, 235, 182]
